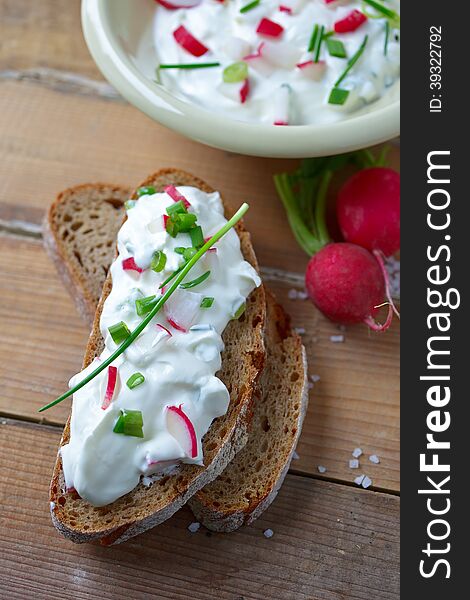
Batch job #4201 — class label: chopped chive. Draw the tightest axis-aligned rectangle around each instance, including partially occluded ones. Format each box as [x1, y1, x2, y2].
[308, 24, 319, 53]
[223, 62, 248, 84]
[314, 25, 325, 63]
[232, 302, 246, 320]
[240, 0, 260, 13]
[175, 213, 197, 232]
[383, 20, 390, 56]
[113, 409, 144, 438]
[326, 38, 347, 59]
[334, 35, 368, 87]
[180, 270, 211, 289]
[183, 247, 198, 261]
[189, 225, 204, 248]
[151, 250, 167, 273]
[200, 297, 214, 309]
[166, 200, 188, 216]
[126, 372, 145, 390]
[174, 247, 186, 255]
[108, 321, 131, 344]
[137, 186, 156, 197]
[158, 62, 221, 70]
[135, 295, 157, 317]
[38, 203, 250, 413]
[362, 0, 399, 21]
[328, 88, 350, 105]
[159, 263, 185, 289]
[125, 200, 136, 210]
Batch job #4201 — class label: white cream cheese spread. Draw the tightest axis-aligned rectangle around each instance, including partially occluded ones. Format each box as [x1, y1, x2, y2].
[153, 0, 400, 125]
[60, 186, 261, 507]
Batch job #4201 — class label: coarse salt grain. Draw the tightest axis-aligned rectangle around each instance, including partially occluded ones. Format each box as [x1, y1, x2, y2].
[308, 382, 314, 390]
[263, 528, 274, 538]
[310, 374, 321, 383]
[288, 289, 298, 299]
[297, 290, 308, 300]
[295, 327, 306, 335]
[369, 454, 380, 464]
[292, 451, 300, 460]
[352, 448, 363, 458]
[188, 522, 201, 533]
[330, 335, 344, 343]
[349, 459, 359, 469]
[362, 476, 372, 489]
[354, 474, 365, 486]
[317, 465, 327, 473]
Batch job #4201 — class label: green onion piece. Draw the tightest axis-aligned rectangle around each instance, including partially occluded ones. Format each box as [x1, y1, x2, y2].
[232, 302, 246, 320]
[158, 62, 221, 70]
[383, 20, 390, 56]
[200, 297, 214, 309]
[135, 295, 157, 317]
[314, 25, 325, 63]
[108, 321, 131, 344]
[328, 88, 350, 105]
[126, 372, 145, 390]
[362, 0, 399, 21]
[240, 0, 260, 13]
[165, 215, 180, 237]
[223, 62, 249, 84]
[183, 247, 198, 262]
[180, 270, 211, 289]
[307, 24, 319, 53]
[334, 35, 369, 88]
[189, 225, 204, 248]
[175, 213, 197, 233]
[38, 202, 250, 413]
[137, 186, 156, 197]
[166, 200, 188, 216]
[125, 200, 136, 210]
[151, 250, 167, 273]
[174, 247, 186, 255]
[326, 38, 347, 59]
[113, 409, 144, 438]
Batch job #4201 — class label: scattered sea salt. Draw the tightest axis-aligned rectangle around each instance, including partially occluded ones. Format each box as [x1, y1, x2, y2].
[295, 327, 306, 335]
[297, 290, 308, 300]
[354, 475, 365, 486]
[288, 289, 298, 300]
[188, 522, 201, 533]
[330, 335, 344, 343]
[349, 459, 359, 469]
[263, 528, 274, 538]
[369, 454, 380, 464]
[310, 374, 321, 383]
[362, 476, 373, 489]
[308, 382, 314, 390]
[292, 451, 300, 460]
[288, 289, 308, 301]
[317, 465, 327, 474]
[352, 448, 363, 458]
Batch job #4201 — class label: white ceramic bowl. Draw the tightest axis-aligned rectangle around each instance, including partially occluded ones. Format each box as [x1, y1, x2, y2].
[82, 0, 400, 158]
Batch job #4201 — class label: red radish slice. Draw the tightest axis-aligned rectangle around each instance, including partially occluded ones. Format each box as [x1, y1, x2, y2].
[262, 40, 302, 69]
[243, 46, 274, 76]
[156, 323, 172, 337]
[102, 366, 118, 410]
[273, 84, 291, 126]
[256, 18, 284, 39]
[122, 257, 143, 273]
[155, 0, 202, 9]
[334, 10, 367, 33]
[218, 79, 250, 104]
[167, 404, 198, 459]
[164, 288, 202, 332]
[173, 25, 209, 57]
[279, 5, 292, 14]
[164, 185, 191, 209]
[240, 79, 250, 104]
[163, 214, 169, 229]
[297, 60, 326, 81]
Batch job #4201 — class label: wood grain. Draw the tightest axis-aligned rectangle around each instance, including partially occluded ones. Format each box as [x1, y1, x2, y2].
[0, 418, 399, 600]
[0, 233, 399, 491]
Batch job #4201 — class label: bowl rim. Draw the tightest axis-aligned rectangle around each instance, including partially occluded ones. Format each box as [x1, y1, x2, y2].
[81, 0, 400, 158]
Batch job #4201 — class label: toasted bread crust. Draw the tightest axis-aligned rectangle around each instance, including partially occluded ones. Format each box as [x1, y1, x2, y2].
[48, 170, 265, 544]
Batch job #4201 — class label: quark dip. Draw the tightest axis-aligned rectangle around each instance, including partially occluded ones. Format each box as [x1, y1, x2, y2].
[60, 186, 261, 506]
[153, 0, 400, 125]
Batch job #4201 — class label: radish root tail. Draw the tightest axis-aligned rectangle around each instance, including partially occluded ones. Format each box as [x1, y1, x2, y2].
[363, 250, 400, 332]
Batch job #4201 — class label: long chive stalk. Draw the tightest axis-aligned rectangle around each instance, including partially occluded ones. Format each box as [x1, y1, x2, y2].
[38, 203, 249, 413]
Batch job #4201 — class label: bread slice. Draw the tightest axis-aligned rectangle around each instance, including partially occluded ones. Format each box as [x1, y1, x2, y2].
[44, 180, 308, 535]
[189, 289, 308, 531]
[46, 170, 266, 544]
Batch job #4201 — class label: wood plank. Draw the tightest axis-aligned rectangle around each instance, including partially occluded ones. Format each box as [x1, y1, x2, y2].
[0, 234, 399, 491]
[0, 419, 400, 600]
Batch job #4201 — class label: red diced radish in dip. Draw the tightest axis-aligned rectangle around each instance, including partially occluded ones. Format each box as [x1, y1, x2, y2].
[273, 84, 291, 126]
[279, 5, 292, 14]
[334, 10, 367, 33]
[164, 288, 202, 332]
[262, 41, 302, 69]
[240, 79, 250, 104]
[167, 405, 198, 459]
[297, 60, 326, 81]
[122, 257, 143, 273]
[243, 45, 274, 76]
[102, 366, 118, 410]
[218, 79, 250, 104]
[156, 323, 172, 337]
[173, 25, 209, 57]
[256, 18, 284, 39]
[156, 0, 202, 8]
[164, 184, 191, 209]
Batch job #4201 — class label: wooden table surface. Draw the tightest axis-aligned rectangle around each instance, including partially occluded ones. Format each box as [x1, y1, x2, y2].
[0, 2, 400, 598]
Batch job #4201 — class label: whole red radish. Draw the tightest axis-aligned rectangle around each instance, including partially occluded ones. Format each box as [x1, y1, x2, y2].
[337, 167, 400, 256]
[305, 243, 388, 328]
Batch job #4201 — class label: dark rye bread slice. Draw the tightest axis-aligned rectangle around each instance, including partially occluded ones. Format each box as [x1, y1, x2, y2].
[44, 181, 308, 534]
[189, 289, 308, 532]
[46, 171, 266, 544]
